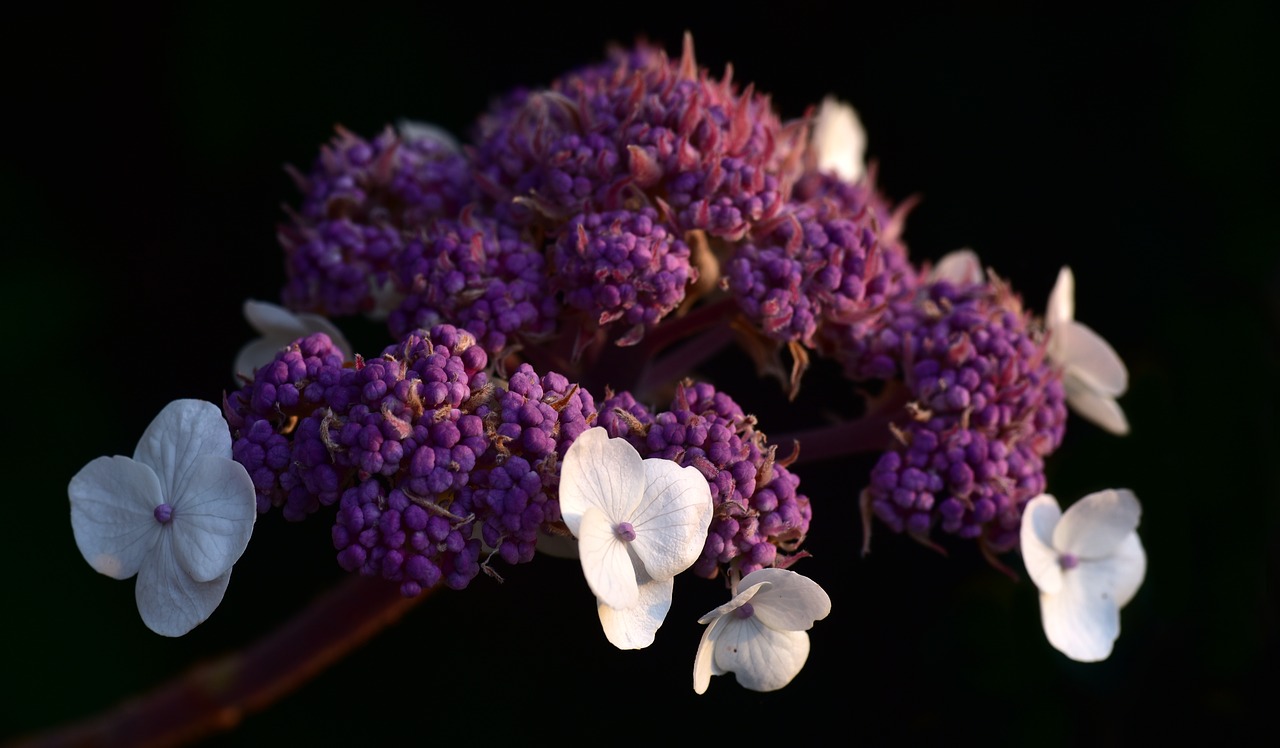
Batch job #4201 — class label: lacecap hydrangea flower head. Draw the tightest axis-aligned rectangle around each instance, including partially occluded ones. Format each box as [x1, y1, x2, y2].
[63, 33, 1145, 736]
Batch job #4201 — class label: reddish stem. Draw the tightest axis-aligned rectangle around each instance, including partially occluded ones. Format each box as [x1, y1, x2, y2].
[8, 576, 427, 748]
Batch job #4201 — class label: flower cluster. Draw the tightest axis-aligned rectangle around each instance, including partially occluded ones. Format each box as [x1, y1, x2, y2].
[67, 32, 1144, 711]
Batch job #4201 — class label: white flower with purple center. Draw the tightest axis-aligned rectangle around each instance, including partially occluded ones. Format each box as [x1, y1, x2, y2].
[693, 567, 831, 694]
[68, 399, 258, 636]
[235, 299, 353, 380]
[1020, 489, 1146, 662]
[810, 96, 867, 183]
[558, 427, 713, 649]
[1046, 266, 1131, 435]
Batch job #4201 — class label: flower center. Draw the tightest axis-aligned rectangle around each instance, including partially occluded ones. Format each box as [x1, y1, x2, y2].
[153, 503, 174, 524]
[733, 602, 755, 619]
[614, 521, 636, 542]
[1058, 552, 1079, 570]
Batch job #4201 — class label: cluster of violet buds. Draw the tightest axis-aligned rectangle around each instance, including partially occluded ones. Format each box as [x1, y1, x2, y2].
[66, 32, 1144, 701]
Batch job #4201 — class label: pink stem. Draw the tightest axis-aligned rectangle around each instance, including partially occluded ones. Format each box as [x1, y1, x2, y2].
[9, 576, 427, 748]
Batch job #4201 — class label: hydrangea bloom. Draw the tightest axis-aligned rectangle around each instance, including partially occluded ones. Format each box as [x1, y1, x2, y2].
[234, 299, 353, 380]
[1020, 489, 1146, 661]
[68, 399, 257, 636]
[559, 426, 713, 649]
[693, 568, 831, 693]
[1045, 266, 1130, 435]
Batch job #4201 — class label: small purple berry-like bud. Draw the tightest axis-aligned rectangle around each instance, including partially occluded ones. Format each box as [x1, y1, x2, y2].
[615, 522, 637, 542]
[1059, 553, 1080, 570]
[734, 602, 755, 619]
[153, 503, 174, 524]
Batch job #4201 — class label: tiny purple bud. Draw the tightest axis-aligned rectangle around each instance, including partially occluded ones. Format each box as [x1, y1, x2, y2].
[615, 521, 637, 542]
[734, 602, 755, 619]
[1059, 553, 1080, 570]
[153, 503, 174, 524]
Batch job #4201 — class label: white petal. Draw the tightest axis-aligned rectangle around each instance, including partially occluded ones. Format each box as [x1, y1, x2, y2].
[1047, 265, 1075, 332]
[135, 533, 234, 637]
[234, 339, 289, 381]
[1039, 559, 1126, 662]
[711, 615, 812, 692]
[811, 96, 866, 183]
[170, 454, 257, 583]
[740, 569, 831, 631]
[1054, 489, 1141, 559]
[597, 573, 674, 650]
[238, 300, 353, 378]
[697, 579, 772, 625]
[558, 427, 645, 537]
[1020, 494, 1064, 595]
[1061, 321, 1128, 397]
[929, 248, 983, 286]
[396, 119, 461, 152]
[68, 456, 164, 579]
[576, 506, 639, 610]
[133, 400, 234, 503]
[628, 458, 713, 581]
[243, 299, 309, 338]
[1064, 378, 1131, 435]
[693, 613, 724, 694]
[1109, 532, 1147, 608]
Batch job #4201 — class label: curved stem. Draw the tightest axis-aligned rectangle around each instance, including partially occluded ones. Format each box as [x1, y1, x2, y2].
[768, 381, 910, 463]
[9, 575, 428, 748]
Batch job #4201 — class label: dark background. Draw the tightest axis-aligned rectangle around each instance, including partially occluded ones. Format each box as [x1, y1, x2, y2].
[5, 2, 1277, 745]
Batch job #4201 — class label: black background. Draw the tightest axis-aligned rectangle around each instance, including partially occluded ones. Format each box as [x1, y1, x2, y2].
[5, 2, 1278, 746]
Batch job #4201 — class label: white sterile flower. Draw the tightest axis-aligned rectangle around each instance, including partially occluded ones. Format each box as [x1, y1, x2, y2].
[1046, 266, 1131, 435]
[68, 399, 258, 637]
[1020, 489, 1146, 662]
[559, 427, 713, 649]
[810, 96, 867, 183]
[396, 119, 461, 153]
[693, 568, 831, 694]
[235, 299, 353, 380]
[928, 247, 984, 286]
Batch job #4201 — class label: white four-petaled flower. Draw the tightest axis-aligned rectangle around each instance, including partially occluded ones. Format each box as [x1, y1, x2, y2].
[559, 427, 713, 649]
[1045, 266, 1130, 435]
[68, 399, 258, 637]
[810, 96, 867, 184]
[693, 567, 831, 694]
[1020, 489, 1146, 662]
[235, 299, 353, 381]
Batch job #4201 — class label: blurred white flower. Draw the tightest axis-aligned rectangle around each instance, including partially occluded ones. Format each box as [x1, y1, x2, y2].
[810, 96, 867, 183]
[928, 247, 984, 285]
[1020, 489, 1146, 662]
[693, 568, 831, 694]
[235, 299, 353, 380]
[396, 118, 461, 152]
[558, 427, 713, 649]
[68, 399, 258, 636]
[1046, 267, 1130, 435]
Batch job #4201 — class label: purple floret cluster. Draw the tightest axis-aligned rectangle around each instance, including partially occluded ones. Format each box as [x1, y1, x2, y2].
[551, 208, 695, 345]
[848, 277, 1068, 552]
[280, 124, 472, 318]
[595, 380, 811, 581]
[463, 364, 596, 566]
[250, 32, 1090, 593]
[226, 324, 602, 594]
[388, 209, 559, 355]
